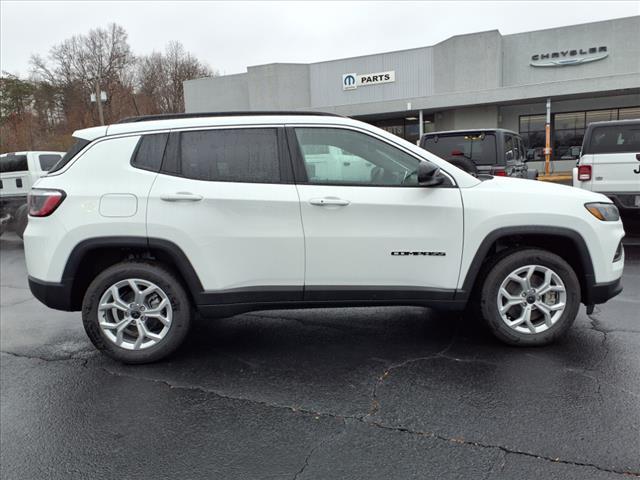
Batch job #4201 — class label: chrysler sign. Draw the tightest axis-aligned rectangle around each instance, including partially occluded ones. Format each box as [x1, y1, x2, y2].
[343, 71, 395, 90]
[530, 46, 608, 67]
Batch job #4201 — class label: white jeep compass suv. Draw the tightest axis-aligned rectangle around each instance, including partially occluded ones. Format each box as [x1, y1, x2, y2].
[24, 112, 625, 363]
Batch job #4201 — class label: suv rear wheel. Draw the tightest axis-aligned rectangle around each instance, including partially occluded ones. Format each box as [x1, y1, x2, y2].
[82, 261, 192, 363]
[480, 249, 580, 346]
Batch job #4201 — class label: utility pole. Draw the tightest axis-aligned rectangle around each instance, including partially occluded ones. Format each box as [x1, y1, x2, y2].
[95, 81, 105, 126]
[544, 98, 551, 175]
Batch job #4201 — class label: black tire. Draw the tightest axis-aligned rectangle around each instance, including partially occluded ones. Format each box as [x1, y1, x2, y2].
[82, 261, 192, 364]
[14, 204, 29, 239]
[480, 248, 580, 346]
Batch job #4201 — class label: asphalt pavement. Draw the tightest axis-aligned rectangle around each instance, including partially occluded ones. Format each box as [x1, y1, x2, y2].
[1, 232, 638, 479]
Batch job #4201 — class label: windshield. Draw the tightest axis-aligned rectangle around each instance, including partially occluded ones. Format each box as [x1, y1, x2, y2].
[421, 133, 497, 165]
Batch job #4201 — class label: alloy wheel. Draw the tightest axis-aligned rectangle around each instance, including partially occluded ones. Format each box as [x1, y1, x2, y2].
[497, 265, 567, 335]
[97, 278, 172, 350]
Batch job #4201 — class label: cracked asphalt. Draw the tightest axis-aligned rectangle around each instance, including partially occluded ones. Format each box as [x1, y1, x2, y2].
[1, 233, 639, 479]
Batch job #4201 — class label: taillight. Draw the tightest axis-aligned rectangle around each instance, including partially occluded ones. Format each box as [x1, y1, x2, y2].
[578, 165, 592, 181]
[28, 189, 66, 217]
[494, 168, 507, 176]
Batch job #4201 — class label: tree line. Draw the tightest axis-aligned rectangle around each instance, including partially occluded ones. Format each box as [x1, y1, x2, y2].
[1, 23, 214, 154]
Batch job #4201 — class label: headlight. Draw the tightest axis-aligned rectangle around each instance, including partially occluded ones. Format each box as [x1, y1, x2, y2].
[585, 202, 620, 221]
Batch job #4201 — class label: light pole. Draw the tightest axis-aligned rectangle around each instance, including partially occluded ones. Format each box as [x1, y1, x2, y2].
[90, 83, 107, 126]
[544, 98, 551, 175]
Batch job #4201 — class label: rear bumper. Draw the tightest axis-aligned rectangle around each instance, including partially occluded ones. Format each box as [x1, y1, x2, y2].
[28, 276, 76, 311]
[584, 277, 623, 305]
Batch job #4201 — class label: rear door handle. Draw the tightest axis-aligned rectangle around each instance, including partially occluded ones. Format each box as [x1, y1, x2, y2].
[160, 192, 203, 202]
[309, 197, 351, 207]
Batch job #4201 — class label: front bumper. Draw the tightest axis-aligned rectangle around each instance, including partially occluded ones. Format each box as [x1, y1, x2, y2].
[584, 277, 623, 305]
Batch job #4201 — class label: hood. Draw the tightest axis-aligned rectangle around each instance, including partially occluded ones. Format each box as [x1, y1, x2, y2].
[472, 175, 611, 204]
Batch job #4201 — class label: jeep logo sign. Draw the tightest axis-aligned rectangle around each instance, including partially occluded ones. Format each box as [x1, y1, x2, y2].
[530, 46, 608, 67]
[342, 71, 395, 90]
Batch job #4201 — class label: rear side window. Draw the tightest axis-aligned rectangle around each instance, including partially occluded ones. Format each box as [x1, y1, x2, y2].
[39, 154, 62, 171]
[587, 124, 640, 154]
[162, 128, 282, 183]
[131, 133, 168, 172]
[0, 154, 28, 173]
[49, 138, 91, 173]
[421, 133, 497, 165]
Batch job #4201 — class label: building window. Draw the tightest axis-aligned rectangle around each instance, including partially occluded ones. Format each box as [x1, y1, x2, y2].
[519, 106, 640, 161]
[366, 114, 435, 145]
[619, 107, 640, 120]
[519, 114, 546, 161]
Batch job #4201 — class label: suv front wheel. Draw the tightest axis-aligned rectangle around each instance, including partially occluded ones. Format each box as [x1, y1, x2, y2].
[480, 249, 581, 346]
[82, 261, 192, 363]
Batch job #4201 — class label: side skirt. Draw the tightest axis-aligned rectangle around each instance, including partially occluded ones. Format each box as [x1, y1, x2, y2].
[195, 286, 464, 318]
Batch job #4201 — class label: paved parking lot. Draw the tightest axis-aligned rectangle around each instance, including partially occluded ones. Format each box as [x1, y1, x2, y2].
[1, 233, 639, 479]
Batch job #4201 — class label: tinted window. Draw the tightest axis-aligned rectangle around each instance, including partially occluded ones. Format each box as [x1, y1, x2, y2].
[131, 133, 168, 172]
[295, 128, 420, 186]
[163, 128, 281, 183]
[504, 135, 515, 162]
[588, 125, 640, 154]
[0, 154, 28, 173]
[49, 138, 91, 173]
[421, 133, 497, 166]
[38, 154, 62, 171]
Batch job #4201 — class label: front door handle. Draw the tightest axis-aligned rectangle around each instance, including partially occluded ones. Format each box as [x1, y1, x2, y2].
[160, 192, 203, 202]
[309, 197, 351, 207]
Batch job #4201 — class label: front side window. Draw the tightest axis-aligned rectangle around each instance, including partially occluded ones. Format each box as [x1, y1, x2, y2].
[38, 154, 62, 171]
[163, 128, 281, 183]
[421, 133, 497, 166]
[504, 135, 515, 162]
[294, 128, 420, 186]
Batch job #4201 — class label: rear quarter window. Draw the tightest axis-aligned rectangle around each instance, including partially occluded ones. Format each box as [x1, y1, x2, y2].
[587, 124, 640, 154]
[48, 138, 91, 173]
[131, 133, 169, 172]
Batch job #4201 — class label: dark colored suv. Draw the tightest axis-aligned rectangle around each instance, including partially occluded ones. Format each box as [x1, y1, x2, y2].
[419, 129, 536, 179]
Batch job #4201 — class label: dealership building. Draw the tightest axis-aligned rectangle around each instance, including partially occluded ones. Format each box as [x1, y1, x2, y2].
[184, 16, 640, 171]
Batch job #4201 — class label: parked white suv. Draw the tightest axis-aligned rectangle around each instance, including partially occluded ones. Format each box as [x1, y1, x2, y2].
[24, 113, 625, 363]
[573, 119, 640, 214]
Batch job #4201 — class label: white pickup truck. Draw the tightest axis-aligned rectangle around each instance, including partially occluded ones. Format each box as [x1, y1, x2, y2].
[573, 119, 640, 214]
[0, 151, 64, 238]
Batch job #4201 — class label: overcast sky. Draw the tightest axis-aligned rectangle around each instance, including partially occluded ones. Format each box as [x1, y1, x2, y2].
[1, 1, 638, 77]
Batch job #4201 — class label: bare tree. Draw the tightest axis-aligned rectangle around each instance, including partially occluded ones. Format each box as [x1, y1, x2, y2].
[3, 24, 216, 154]
[137, 41, 214, 114]
[31, 23, 133, 125]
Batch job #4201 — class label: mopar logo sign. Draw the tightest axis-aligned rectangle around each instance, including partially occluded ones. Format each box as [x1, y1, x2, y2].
[530, 46, 608, 67]
[342, 70, 395, 90]
[342, 73, 357, 90]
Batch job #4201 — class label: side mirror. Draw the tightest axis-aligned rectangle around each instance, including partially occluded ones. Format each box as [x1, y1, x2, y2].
[417, 161, 444, 186]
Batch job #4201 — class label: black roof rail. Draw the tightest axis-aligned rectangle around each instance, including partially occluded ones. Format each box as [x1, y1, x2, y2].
[116, 111, 343, 124]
